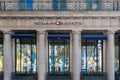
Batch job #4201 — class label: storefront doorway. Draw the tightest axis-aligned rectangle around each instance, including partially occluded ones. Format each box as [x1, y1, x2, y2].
[12, 31, 37, 74]
[82, 40, 103, 72]
[48, 33, 70, 74]
[81, 33, 107, 73]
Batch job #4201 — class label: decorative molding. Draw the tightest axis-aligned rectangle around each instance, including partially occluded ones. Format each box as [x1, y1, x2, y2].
[0, 17, 119, 30]
[72, 30, 81, 34]
[37, 30, 46, 35]
[107, 30, 115, 34]
[2, 30, 13, 34]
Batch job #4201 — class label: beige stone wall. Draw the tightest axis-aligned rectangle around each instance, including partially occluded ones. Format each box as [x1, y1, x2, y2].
[0, 16, 119, 31]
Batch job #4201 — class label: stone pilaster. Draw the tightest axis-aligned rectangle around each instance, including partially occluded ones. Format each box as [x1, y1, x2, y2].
[3, 31, 12, 80]
[106, 30, 115, 80]
[37, 31, 46, 80]
[72, 31, 81, 80]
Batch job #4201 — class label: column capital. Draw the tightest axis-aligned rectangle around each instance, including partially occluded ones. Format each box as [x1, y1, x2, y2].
[3, 30, 13, 34]
[107, 30, 115, 34]
[37, 30, 46, 35]
[72, 30, 82, 34]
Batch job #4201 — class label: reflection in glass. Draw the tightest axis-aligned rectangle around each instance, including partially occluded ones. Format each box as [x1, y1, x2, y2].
[82, 40, 103, 72]
[48, 40, 70, 73]
[86, 0, 100, 10]
[19, 0, 33, 10]
[0, 44, 3, 72]
[115, 36, 119, 71]
[53, 0, 66, 11]
[16, 39, 36, 74]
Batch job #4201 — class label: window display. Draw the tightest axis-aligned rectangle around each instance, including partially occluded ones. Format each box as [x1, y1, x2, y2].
[15, 39, 36, 74]
[82, 40, 103, 72]
[0, 44, 3, 72]
[48, 40, 70, 74]
[115, 36, 119, 71]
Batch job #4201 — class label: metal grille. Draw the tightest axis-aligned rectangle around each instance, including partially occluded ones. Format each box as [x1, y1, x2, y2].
[0, 1, 120, 11]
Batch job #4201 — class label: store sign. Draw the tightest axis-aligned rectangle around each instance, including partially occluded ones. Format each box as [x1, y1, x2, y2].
[34, 21, 83, 25]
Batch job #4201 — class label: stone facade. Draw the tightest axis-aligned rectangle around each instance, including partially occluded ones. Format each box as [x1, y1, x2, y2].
[0, 11, 120, 31]
[0, 4, 119, 80]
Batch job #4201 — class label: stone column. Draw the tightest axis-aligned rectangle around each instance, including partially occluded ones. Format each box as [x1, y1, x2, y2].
[37, 31, 46, 80]
[3, 31, 12, 80]
[106, 30, 115, 80]
[72, 31, 81, 80]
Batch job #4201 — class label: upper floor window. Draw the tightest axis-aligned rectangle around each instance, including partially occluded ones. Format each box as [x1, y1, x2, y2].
[19, 0, 33, 10]
[86, 0, 100, 10]
[53, 0, 66, 11]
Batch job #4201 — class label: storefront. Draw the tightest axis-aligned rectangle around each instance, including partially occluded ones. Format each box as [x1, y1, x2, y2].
[11, 31, 37, 79]
[0, 10, 118, 80]
[48, 33, 70, 74]
[81, 33, 107, 73]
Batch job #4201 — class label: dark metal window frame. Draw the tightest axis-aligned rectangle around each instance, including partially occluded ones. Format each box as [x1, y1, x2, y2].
[15, 38, 37, 75]
[82, 40, 103, 73]
[48, 39, 70, 74]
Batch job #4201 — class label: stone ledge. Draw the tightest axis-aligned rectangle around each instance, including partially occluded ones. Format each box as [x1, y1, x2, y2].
[0, 11, 120, 18]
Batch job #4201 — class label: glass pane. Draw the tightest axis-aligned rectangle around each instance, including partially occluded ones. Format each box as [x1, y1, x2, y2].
[81, 46, 87, 72]
[31, 44, 36, 73]
[53, 0, 66, 11]
[0, 44, 3, 72]
[54, 44, 64, 73]
[87, 45, 96, 72]
[115, 36, 119, 71]
[97, 40, 102, 72]
[21, 44, 31, 73]
[19, 0, 33, 10]
[16, 39, 21, 72]
[86, 0, 100, 10]
[49, 41, 54, 73]
[64, 41, 70, 72]
[48, 40, 70, 74]
[115, 45, 119, 71]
